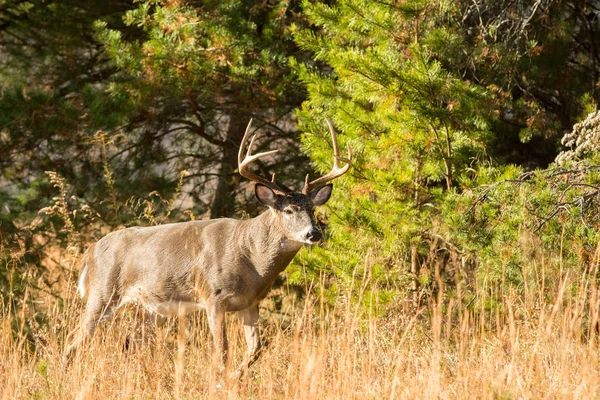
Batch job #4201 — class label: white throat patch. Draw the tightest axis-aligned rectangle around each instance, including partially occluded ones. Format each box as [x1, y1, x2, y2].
[280, 238, 303, 252]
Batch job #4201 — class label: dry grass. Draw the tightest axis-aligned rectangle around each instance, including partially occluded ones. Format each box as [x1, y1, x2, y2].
[1, 256, 600, 399]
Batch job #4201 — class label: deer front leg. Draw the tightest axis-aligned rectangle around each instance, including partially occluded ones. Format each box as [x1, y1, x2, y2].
[207, 304, 228, 371]
[65, 295, 111, 364]
[235, 305, 261, 377]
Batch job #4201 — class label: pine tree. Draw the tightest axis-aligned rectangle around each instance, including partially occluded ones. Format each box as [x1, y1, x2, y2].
[0, 0, 136, 251]
[94, 0, 311, 218]
[0, 0, 312, 229]
[291, 0, 494, 302]
[291, 0, 600, 304]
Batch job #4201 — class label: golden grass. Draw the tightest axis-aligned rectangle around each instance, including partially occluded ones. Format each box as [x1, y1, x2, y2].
[1, 231, 599, 400]
[1, 262, 600, 400]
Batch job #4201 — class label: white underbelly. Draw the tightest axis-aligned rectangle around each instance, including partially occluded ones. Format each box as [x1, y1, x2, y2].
[149, 301, 206, 317]
[118, 287, 206, 317]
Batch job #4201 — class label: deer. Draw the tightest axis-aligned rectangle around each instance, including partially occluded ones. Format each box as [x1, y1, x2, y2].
[65, 118, 352, 376]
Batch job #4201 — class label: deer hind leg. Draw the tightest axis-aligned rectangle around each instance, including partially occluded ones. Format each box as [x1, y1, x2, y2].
[207, 304, 228, 371]
[235, 305, 261, 378]
[122, 303, 162, 351]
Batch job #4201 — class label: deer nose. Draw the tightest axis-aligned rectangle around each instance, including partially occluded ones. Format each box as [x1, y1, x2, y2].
[306, 229, 321, 243]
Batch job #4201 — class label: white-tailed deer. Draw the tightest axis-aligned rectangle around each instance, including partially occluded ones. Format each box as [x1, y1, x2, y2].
[66, 118, 351, 374]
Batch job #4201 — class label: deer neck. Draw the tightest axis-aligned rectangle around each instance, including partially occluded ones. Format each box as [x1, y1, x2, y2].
[239, 210, 303, 279]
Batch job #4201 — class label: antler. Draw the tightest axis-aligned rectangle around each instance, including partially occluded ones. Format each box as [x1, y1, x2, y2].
[302, 118, 352, 195]
[238, 119, 287, 194]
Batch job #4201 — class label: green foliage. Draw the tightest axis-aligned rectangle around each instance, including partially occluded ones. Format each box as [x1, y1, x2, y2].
[440, 163, 600, 308]
[90, 0, 313, 218]
[288, 0, 600, 313]
[290, 0, 495, 306]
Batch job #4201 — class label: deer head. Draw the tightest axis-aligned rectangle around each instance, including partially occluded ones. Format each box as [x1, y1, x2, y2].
[238, 118, 352, 244]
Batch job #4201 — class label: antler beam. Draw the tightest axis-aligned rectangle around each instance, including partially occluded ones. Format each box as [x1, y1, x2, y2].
[302, 118, 352, 195]
[238, 119, 287, 194]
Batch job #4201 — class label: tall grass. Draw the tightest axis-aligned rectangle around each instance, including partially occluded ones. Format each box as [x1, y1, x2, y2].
[1, 245, 600, 399]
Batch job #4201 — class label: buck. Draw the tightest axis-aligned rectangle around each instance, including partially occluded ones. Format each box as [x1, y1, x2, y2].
[66, 118, 351, 374]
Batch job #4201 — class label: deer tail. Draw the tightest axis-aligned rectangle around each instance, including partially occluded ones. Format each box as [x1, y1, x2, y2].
[77, 244, 95, 299]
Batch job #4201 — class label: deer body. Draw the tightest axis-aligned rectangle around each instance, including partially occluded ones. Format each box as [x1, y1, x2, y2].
[67, 118, 351, 375]
[78, 211, 302, 320]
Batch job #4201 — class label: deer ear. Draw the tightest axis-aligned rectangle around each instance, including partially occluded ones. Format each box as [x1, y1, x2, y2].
[255, 184, 278, 207]
[310, 184, 333, 206]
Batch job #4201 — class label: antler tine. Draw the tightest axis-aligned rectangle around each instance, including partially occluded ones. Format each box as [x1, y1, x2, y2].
[302, 118, 352, 195]
[327, 118, 341, 167]
[238, 119, 286, 193]
[238, 118, 255, 166]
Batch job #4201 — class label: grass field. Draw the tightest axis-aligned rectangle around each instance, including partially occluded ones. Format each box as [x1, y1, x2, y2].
[2, 247, 600, 400]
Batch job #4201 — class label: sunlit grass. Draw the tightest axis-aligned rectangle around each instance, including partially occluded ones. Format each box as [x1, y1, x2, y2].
[2, 249, 600, 399]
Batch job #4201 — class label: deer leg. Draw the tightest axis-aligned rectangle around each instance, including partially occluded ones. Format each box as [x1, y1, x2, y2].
[123, 304, 161, 351]
[207, 304, 228, 370]
[65, 295, 111, 363]
[235, 305, 261, 378]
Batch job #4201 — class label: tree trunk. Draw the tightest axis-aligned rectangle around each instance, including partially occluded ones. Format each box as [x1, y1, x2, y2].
[210, 116, 246, 218]
[443, 125, 453, 190]
[411, 156, 423, 305]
